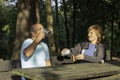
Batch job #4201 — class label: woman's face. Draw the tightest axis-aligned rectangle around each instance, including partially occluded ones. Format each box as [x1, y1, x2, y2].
[88, 29, 98, 43]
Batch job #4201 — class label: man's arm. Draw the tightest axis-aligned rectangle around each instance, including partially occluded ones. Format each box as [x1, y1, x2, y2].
[24, 40, 38, 57]
[24, 31, 45, 58]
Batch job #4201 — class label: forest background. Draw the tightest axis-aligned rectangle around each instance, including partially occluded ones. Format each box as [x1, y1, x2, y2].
[0, 0, 120, 60]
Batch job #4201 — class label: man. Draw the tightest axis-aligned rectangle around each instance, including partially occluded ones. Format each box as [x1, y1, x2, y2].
[20, 23, 51, 80]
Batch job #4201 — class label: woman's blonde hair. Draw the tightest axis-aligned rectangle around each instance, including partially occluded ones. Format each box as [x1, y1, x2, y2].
[88, 25, 104, 43]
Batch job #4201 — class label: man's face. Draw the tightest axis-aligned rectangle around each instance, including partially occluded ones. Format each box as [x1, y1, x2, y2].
[31, 24, 43, 38]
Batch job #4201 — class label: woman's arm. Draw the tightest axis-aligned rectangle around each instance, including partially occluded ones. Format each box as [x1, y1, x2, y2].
[75, 44, 105, 63]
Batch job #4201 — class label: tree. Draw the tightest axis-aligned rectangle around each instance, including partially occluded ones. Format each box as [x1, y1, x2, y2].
[45, 0, 56, 55]
[12, 0, 31, 59]
[0, 1, 17, 59]
[72, 0, 77, 46]
[12, 0, 40, 59]
[30, 0, 40, 24]
[62, 0, 70, 48]
[54, 0, 61, 53]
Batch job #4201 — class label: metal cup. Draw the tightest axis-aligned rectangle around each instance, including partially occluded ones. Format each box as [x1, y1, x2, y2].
[42, 28, 51, 37]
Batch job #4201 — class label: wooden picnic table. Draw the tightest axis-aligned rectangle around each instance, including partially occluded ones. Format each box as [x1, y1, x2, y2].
[12, 60, 120, 80]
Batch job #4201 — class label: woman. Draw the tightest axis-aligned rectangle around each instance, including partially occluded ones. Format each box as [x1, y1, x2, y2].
[61, 25, 105, 63]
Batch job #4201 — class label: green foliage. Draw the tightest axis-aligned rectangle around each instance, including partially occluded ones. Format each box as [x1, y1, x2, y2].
[57, 0, 120, 52]
[0, 3, 17, 59]
[0, 0, 120, 59]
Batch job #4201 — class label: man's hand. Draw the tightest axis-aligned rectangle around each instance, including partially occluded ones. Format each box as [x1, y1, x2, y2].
[35, 31, 45, 43]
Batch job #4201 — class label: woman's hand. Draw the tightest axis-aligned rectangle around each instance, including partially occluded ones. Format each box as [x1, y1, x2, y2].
[61, 48, 70, 56]
[75, 54, 85, 60]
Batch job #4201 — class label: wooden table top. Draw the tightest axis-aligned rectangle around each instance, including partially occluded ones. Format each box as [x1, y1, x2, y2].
[12, 60, 120, 80]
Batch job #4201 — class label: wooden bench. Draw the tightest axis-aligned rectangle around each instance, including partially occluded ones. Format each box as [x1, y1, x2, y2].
[0, 59, 21, 80]
[0, 59, 21, 72]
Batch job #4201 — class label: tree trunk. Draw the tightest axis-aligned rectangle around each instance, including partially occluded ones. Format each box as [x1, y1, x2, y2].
[54, 0, 61, 53]
[45, 0, 56, 54]
[72, 0, 77, 46]
[30, 0, 40, 24]
[12, 0, 40, 59]
[63, 0, 70, 48]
